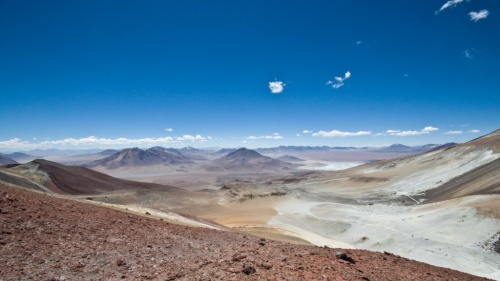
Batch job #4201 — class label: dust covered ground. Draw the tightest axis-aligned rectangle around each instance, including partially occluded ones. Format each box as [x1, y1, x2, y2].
[0, 183, 492, 281]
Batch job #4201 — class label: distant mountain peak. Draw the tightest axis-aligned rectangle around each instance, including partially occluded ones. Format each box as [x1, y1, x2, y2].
[85, 146, 192, 169]
[205, 148, 297, 172]
[387, 144, 411, 149]
[224, 148, 263, 159]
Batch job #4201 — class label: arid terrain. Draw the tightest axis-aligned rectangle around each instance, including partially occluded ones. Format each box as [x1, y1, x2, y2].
[0, 183, 492, 281]
[1, 130, 499, 280]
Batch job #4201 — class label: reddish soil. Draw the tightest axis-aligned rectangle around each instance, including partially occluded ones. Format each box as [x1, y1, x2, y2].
[0, 183, 492, 281]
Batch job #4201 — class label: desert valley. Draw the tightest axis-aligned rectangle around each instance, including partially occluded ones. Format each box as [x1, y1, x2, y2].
[1, 129, 499, 280]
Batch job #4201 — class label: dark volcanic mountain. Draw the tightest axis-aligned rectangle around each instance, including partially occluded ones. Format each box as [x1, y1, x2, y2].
[216, 148, 238, 154]
[86, 146, 193, 169]
[204, 148, 296, 172]
[374, 143, 440, 153]
[0, 159, 178, 195]
[99, 149, 119, 155]
[0, 152, 34, 163]
[277, 155, 305, 162]
[0, 155, 18, 165]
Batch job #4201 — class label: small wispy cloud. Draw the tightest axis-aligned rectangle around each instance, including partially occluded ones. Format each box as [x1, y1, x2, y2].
[312, 130, 371, 137]
[269, 81, 286, 94]
[444, 130, 463, 135]
[463, 49, 472, 59]
[462, 48, 479, 59]
[469, 10, 489, 22]
[469, 129, 480, 133]
[326, 71, 351, 89]
[302, 130, 313, 134]
[247, 133, 283, 140]
[356, 41, 362, 45]
[165, 128, 173, 132]
[386, 126, 439, 136]
[435, 0, 464, 14]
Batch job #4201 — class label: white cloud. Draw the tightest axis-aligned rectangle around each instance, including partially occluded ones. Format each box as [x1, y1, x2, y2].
[0, 135, 212, 150]
[469, 10, 489, 22]
[176, 135, 207, 141]
[436, 0, 464, 14]
[302, 130, 313, 134]
[356, 41, 362, 45]
[0, 138, 31, 150]
[422, 126, 439, 133]
[387, 130, 421, 136]
[247, 133, 284, 140]
[469, 129, 480, 133]
[312, 130, 371, 137]
[326, 71, 351, 89]
[269, 81, 286, 94]
[165, 128, 173, 132]
[386, 126, 439, 136]
[296, 134, 301, 137]
[444, 130, 463, 135]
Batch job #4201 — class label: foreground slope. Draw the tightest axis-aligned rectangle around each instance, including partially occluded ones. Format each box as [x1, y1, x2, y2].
[0, 183, 491, 281]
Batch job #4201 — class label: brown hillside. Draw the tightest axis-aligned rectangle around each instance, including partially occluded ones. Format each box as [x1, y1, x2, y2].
[425, 158, 500, 203]
[0, 183, 491, 281]
[5, 159, 179, 195]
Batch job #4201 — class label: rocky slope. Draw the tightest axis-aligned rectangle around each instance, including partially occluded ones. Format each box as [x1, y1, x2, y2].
[0, 183, 491, 281]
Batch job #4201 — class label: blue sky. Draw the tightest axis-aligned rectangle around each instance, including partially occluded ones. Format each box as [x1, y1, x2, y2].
[1, 0, 499, 151]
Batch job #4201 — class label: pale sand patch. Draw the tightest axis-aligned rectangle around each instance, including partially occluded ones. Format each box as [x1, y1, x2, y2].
[78, 199, 223, 230]
[212, 206, 278, 227]
[267, 196, 500, 280]
[298, 160, 361, 171]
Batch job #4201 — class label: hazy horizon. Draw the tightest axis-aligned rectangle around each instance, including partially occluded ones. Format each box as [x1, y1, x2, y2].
[2, 1, 498, 151]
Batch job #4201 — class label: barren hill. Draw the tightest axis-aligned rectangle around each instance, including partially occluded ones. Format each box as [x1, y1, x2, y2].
[0, 155, 17, 165]
[0, 183, 491, 280]
[86, 146, 193, 169]
[277, 155, 305, 162]
[0, 152, 34, 163]
[1, 159, 179, 195]
[204, 148, 296, 172]
[311, 129, 500, 203]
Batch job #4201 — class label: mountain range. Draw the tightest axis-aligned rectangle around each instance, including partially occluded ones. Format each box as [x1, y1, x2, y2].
[85, 146, 193, 169]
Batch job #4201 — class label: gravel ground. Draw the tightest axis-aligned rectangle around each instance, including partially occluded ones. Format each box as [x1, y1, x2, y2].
[0, 183, 492, 281]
